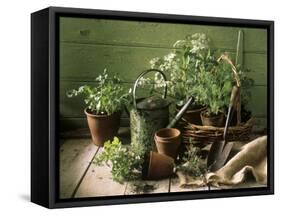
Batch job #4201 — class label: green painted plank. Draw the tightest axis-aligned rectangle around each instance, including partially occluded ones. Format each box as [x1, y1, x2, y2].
[246, 72, 267, 86]
[60, 17, 267, 53]
[235, 30, 244, 66]
[245, 86, 267, 117]
[60, 43, 267, 85]
[59, 43, 167, 82]
[253, 117, 267, 132]
[60, 80, 267, 118]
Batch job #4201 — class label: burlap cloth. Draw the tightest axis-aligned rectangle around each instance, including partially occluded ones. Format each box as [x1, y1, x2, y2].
[177, 136, 267, 188]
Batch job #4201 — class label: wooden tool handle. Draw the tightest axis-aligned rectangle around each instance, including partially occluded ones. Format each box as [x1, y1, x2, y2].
[166, 96, 194, 128]
[229, 85, 240, 108]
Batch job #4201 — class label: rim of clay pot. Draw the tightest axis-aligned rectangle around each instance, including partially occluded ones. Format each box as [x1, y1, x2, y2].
[154, 136, 181, 144]
[155, 128, 181, 141]
[84, 108, 120, 118]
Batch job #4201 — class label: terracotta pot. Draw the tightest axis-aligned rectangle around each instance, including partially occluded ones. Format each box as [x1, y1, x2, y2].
[176, 105, 206, 125]
[143, 151, 174, 180]
[154, 128, 181, 159]
[84, 109, 121, 146]
[200, 110, 225, 127]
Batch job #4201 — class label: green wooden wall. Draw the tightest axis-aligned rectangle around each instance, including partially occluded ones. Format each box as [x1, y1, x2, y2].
[59, 17, 267, 132]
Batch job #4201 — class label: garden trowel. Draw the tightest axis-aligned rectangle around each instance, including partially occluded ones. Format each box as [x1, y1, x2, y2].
[207, 85, 240, 172]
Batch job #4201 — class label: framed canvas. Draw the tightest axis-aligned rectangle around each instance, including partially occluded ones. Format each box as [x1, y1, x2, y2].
[31, 6, 274, 208]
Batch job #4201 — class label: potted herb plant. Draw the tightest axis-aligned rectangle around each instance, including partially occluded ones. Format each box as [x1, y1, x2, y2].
[67, 70, 130, 146]
[141, 33, 254, 128]
[141, 33, 218, 125]
[198, 54, 254, 127]
[198, 59, 234, 126]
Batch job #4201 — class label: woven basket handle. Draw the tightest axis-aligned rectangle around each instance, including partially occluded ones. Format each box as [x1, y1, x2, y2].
[217, 54, 241, 125]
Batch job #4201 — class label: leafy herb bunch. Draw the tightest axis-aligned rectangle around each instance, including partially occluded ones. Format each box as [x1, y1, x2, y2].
[196, 60, 233, 115]
[197, 57, 255, 116]
[94, 137, 144, 183]
[67, 69, 130, 115]
[176, 145, 207, 178]
[139, 33, 218, 106]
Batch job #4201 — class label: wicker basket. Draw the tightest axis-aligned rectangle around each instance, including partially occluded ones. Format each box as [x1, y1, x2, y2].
[180, 54, 255, 148]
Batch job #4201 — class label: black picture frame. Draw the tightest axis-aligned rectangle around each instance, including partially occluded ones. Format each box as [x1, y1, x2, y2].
[31, 6, 274, 208]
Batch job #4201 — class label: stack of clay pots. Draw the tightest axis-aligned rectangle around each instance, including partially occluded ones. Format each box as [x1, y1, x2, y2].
[143, 128, 182, 180]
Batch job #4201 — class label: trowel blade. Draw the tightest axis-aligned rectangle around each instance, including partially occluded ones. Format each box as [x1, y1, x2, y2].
[208, 141, 234, 172]
[207, 140, 224, 172]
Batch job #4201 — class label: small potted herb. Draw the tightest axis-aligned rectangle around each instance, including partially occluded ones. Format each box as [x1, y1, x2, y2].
[198, 60, 233, 126]
[198, 55, 254, 127]
[67, 70, 130, 146]
[94, 137, 144, 183]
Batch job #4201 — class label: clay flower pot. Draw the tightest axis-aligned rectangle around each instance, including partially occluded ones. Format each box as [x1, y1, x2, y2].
[84, 109, 121, 146]
[176, 105, 206, 125]
[200, 110, 225, 127]
[154, 128, 181, 159]
[143, 151, 174, 180]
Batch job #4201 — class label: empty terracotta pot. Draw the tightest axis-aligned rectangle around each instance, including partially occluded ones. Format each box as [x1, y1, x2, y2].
[84, 109, 121, 146]
[154, 128, 181, 159]
[143, 151, 174, 180]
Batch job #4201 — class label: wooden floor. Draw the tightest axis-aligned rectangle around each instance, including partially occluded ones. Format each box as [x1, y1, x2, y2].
[59, 136, 266, 199]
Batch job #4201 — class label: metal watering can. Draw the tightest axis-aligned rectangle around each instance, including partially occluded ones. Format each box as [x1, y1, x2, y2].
[130, 69, 170, 152]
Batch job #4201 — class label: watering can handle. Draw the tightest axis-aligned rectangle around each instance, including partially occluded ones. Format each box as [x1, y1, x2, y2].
[132, 69, 168, 108]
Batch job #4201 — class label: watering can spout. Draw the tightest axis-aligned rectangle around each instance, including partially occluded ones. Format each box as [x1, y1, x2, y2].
[166, 96, 194, 128]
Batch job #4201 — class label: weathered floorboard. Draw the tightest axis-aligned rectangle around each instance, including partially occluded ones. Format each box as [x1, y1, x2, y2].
[59, 139, 99, 199]
[60, 138, 267, 198]
[74, 148, 127, 198]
